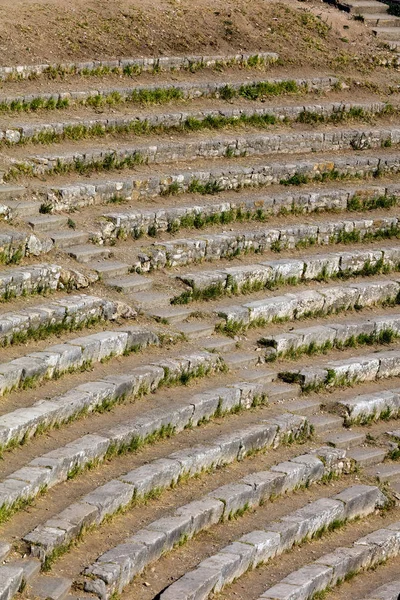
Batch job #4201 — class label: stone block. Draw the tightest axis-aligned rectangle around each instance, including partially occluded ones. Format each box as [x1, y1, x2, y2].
[316, 545, 372, 585]
[199, 552, 243, 593]
[377, 350, 400, 378]
[159, 567, 220, 600]
[281, 498, 344, 543]
[83, 479, 135, 522]
[175, 498, 224, 534]
[289, 454, 324, 484]
[239, 530, 281, 567]
[31, 434, 110, 484]
[120, 458, 182, 497]
[278, 563, 334, 599]
[24, 526, 68, 559]
[147, 515, 193, 550]
[242, 470, 287, 504]
[190, 392, 221, 425]
[355, 527, 400, 564]
[93, 541, 149, 589]
[333, 485, 385, 519]
[217, 541, 256, 587]
[0, 566, 23, 600]
[127, 529, 166, 566]
[210, 482, 256, 517]
[338, 390, 399, 423]
[169, 444, 222, 476]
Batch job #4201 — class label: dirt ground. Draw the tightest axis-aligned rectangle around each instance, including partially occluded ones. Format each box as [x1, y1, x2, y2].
[0, 0, 395, 71]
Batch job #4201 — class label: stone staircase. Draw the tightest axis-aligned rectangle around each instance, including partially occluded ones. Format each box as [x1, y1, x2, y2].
[329, 0, 400, 48]
[0, 42, 400, 600]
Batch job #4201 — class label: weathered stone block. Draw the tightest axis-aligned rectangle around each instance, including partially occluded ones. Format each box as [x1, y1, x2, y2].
[239, 530, 281, 567]
[120, 458, 182, 497]
[315, 545, 372, 585]
[175, 498, 224, 534]
[334, 484, 385, 519]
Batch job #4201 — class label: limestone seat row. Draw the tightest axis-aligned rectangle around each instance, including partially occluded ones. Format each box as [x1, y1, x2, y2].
[0, 293, 134, 346]
[259, 312, 400, 359]
[0, 76, 337, 125]
[43, 151, 400, 210]
[3, 100, 390, 146]
[0, 51, 279, 81]
[0, 350, 222, 452]
[0, 230, 53, 263]
[15, 126, 400, 179]
[83, 447, 348, 599]
[0, 263, 97, 300]
[135, 216, 399, 272]
[179, 246, 400, 300]
[0, 325, 159, 397]
[217, 278, 400, 331]
[161, 485, 386, 600]
[280, 348, 400, 391]
[0, 351, 223, 520]
[336, 387, 400, 425]
[98, 182, 400, 244]
[26, 414, 312, 566]
[257, 518, 400, 600]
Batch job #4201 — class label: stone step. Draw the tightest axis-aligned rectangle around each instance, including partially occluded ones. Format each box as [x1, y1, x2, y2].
[280, 347, 400, 392]
[202, 336, 237, 353]
[366, 462, 400, 482]
[1, 198, 38, 219]
[223, 351, 259, 370]
[29, 575, 71, 600]
[130, 291, 172, 310]
[363, 14, 400, 26]
[67, 244, 111, 263]
[280, 398, 321, 416]
[267, 382, 301, 403]
[27, 215, 68, 232]
[0, 325, 158, 399]
[337, 389, 400, 426]
[179, 247, 400, 303]
[218, 279, 400, 334]
[347, 446, 387, 467]
[50, 230, 89, 248]
[86, 260, 130, 279]
[325, 430, 366, 449]
[178, 321, 215, 340]
[372, 26, 400, 39]
[106, 273, 153, 293]
[0, 75, 337, 120]
[0, 184, 26, 202]
[309, 414, 344, 435]
[343, 0, 389, 14]
[148, 306, 192, 324]
[12, 558, 41, 584]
